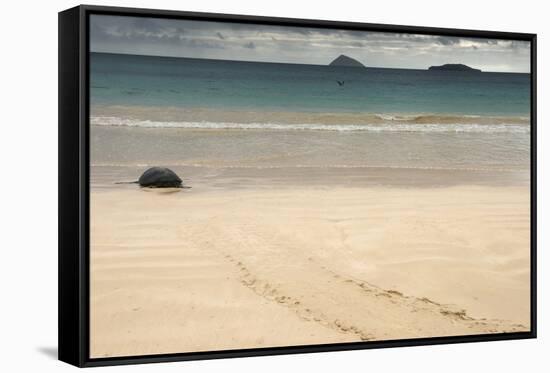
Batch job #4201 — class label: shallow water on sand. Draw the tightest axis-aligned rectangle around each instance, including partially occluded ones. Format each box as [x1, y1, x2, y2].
[90, 124, 529, 191]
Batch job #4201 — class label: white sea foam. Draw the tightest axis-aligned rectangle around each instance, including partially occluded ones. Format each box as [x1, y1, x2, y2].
[91, 116, 530, 134]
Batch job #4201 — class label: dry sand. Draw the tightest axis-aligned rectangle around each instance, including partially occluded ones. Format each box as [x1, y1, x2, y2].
[90, 185, 530, 358]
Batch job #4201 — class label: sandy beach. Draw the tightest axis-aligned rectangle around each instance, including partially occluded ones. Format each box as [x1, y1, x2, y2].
[86, 21, 532, 360]
[90, 182, 530, 357]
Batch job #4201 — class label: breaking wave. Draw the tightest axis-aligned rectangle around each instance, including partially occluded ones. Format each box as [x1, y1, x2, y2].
[91, 115, 530, 133]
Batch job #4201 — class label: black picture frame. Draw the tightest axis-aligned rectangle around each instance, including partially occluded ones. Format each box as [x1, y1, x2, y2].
[58, 4, 537, 367]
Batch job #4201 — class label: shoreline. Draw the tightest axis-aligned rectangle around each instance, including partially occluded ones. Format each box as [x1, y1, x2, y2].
[90, 105, 531, 126]
[90, 164, 530, 192]
[88, 109, 530, 357]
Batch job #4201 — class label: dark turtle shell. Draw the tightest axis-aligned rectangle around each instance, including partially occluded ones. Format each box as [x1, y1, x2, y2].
[138, 167, 183, 188]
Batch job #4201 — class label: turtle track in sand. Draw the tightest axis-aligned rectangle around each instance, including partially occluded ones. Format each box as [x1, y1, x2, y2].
[186, 217, 527, 342]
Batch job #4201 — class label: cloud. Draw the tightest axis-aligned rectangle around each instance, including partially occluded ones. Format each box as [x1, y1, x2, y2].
[436, 36, 461, 46]
[90, 15, 530, 72]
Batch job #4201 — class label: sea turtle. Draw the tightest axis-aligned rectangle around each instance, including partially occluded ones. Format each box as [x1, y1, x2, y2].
[116, 167, 190, 188]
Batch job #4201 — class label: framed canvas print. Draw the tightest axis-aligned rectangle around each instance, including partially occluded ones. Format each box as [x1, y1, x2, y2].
[58, 5, 537, 367]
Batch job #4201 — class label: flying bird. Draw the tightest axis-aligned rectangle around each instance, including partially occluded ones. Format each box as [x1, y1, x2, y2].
[337, 80, 345, 86]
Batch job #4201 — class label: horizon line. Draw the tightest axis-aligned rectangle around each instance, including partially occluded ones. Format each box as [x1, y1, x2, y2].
[89, 50, 529, 74]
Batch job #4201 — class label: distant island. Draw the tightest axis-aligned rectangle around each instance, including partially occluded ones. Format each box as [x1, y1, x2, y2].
[428, 64, 482, 72]
[329, 54, 366, 68]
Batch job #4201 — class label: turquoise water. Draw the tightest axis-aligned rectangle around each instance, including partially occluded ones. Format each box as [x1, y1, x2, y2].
[90, 52, 530, 174]
[90, 52, 530, 117]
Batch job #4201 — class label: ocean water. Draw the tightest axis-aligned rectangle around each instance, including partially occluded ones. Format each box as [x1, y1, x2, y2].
[90, 52, 531, 180]
[91, 52, 530, 117]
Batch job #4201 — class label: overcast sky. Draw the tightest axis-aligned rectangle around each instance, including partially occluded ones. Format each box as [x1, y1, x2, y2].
[90, 15, 530, 73]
